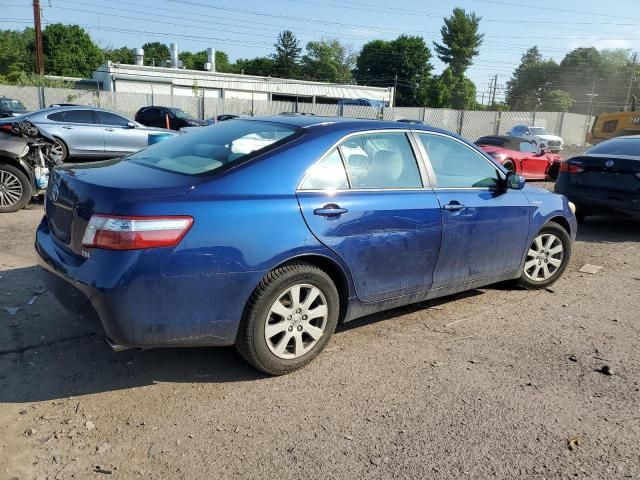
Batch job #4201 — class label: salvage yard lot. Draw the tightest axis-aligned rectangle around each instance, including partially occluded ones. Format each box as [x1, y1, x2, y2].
[1, 199, 639, 479]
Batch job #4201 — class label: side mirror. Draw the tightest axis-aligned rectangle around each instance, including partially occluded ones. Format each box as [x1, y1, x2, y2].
[506, 171, 525, 190]
[126, 121, 136, 129]
[525, 130, 531, 135]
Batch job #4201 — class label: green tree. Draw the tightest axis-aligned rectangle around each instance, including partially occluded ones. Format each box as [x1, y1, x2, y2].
[541, 89, 574, 112]
[301, 39, 355, 83]
[506, 47, 560, 110]
[429, 68, 476, 109]
[355, 35, 432, 106]
[38, 24, 103, 77]
[142, 42, 169, 67]
[232, 57, 276, 77]
[273, 30, 301, 78]
[433, 8, 484, 78]
[104, 46, 134, 64]
[0, 28, 34, 76]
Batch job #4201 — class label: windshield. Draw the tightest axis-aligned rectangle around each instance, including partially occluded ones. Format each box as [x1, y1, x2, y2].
[0, 99, 26, 111]
[586, 137, 640, 157]
[168, 108, 193, 120]
[127, 120, 301, 175]
[530, 127, 549, 135]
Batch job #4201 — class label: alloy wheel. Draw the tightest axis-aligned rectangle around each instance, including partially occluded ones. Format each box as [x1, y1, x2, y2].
[524, 233, 564, 281]
[265, 283, 328, 359]
[0, 170, 23, 208]
[50, 141, 65, 162]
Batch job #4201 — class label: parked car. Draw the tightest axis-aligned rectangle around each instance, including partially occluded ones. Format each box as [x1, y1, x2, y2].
[476, 135, 562, 180]
[338, 98, 386, 117]
[135, 106, 209, 130]
[555, 135, 640, 222]
[0, 120, 60, 212]
[36, 116, 576, 375]
[508, 125, 564, 153]
[0, 96, 28, 118]
[0, 106, 176, 162]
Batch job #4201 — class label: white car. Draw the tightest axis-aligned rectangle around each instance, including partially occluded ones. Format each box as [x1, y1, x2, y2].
[508, 125, 564, 153]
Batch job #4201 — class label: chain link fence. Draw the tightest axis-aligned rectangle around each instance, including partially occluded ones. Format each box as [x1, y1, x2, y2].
[1, 85, 594, 145]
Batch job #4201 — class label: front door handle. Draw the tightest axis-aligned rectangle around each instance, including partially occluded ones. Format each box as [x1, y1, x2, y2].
[62, 126, 73, 129]
[104, 128, 115, 132]
[443, 202, 465, 212]
[314, 204, 348, 217]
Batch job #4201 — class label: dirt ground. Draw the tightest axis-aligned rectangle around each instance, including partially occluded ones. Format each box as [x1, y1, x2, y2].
[1, 191, 639, 480]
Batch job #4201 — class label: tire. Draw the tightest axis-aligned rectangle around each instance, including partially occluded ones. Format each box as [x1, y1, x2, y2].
[236, 262, 340, 375]
[50, 138, 68, 163]
[502, 159, 516, 172]
[517, 221, 572, 289]
[0, 163, 32, 213]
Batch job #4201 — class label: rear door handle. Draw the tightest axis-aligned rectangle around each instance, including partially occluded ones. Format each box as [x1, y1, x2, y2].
[104, 128, 115, 131]
[314, 204, 348, 217]
[443, 202, 465, 212]
[62, 126, 73, 129]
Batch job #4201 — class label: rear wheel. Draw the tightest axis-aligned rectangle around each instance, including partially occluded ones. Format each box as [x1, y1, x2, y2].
[518, 221, 571, 289]
[0, 164, 31, 213]
[236, 262, 340, 375]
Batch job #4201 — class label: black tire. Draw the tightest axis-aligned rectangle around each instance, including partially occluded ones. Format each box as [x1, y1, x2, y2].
[502, 159, 516, 172]
[0, 163, 32, 213]
[517, 221, 572, 289]
[236, 262, 340, 375]
[50, 138, 68, 163]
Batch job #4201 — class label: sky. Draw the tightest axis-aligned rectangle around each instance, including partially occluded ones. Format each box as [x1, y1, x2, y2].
[2, 0, 640, 102]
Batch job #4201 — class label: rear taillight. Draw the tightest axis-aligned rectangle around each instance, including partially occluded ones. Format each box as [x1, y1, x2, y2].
[559, 161, 584, 174]
[82, 215, 193, 250]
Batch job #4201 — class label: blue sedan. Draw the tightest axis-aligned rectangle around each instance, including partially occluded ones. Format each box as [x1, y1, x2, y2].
[35, 116, 577, 374]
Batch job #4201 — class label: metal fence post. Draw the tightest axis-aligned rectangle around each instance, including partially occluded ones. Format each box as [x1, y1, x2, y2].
[557, 112, 565, 137]
[457, 109, 465, 135]
[39, 87, 45, 109]
[494, 110, 502, 135]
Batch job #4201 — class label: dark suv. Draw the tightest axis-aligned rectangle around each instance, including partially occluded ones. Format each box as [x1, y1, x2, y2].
[135, 106, 208, 130]
[0, 97, 28, 118]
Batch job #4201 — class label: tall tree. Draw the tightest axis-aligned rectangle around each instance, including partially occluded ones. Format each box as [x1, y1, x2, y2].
[434, 8, 484, 78]
[38, 24, 103, 77]
[272, 30, 301, 78]
[0, 28, 34, 76]
[506, 46, 560, 110]
[429, 68, 476, 109]
[301, 39, 355, 83]
[232, 57, 277, 77]
[104, 46, 134, 64]
[142, 42, 169, 67]
[540, 89, 574, 112]
[355, 35, 432, 106]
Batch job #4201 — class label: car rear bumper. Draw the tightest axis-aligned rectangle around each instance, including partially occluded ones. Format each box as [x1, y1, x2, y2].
[555, 183, 640, 218]
[35, 217, 265, 349]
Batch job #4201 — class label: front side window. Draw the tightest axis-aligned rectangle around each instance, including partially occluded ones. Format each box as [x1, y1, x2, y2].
[299, 149, 349, 190]
[62, 110, 95, 124]
[419, 134, 501, 189]
[127, 120, 300, 176]
[169, 108, 193, 120]
[97, 111, 130, 126]
[529, 127, 548, 135]
[519, 141, 539, 153]
[339, 132, 422, 189]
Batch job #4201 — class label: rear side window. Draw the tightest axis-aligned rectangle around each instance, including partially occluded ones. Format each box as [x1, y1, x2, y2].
[419, 134, 500, 188]
[587, 138, 640, 156]
[299, 149, 349, 190]
[127, 120, 300, 175]
[519, 141, 538, 153]
[97, 111, 129, 126]
[601, 120, 618, 133]
[47, 112, 65, 121]
[62, 110, 95, 124]
[339, 132, 422, 189]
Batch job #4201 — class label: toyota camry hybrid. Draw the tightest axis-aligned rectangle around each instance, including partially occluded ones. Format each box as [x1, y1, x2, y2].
[36, 116, 576, 375]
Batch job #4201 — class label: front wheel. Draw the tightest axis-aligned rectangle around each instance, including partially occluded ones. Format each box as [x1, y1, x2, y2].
[49, 139, 68, 163]
[236, 262, 340, 375]
[518, 221, 572, 289]
[502, 159, 516, 172]
[0, 164, 32, 213]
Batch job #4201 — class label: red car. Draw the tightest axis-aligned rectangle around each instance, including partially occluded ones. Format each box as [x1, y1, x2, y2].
[476, 136, 562, 180]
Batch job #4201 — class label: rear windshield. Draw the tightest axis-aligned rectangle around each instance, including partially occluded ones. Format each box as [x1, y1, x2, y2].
[168, 108, 192, 120]
[127, 120, 301, 175]
[587, 137, 640, 157]
[0, 99, 26, 111]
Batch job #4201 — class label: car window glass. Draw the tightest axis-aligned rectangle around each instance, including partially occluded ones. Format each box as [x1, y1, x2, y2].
[47, 112, 65, 121]
[586, 138, 640, 156]
[419, 134, 500, 188]
[339, 132, 422, 189]
[519, 141, 538, 153]
[299, 149, 349, 190]
[63, 110, 95, 124]
[97, 111, 130, 126]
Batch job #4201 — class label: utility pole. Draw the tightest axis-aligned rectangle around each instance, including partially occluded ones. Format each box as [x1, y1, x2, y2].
[625, 52, 637, 111]
[33, 0, 44, 74]
[490, 74, 498, 106]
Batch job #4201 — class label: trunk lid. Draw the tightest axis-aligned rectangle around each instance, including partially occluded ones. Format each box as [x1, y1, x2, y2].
[46, 158, 197, 256]
[567, 154, 640, 194]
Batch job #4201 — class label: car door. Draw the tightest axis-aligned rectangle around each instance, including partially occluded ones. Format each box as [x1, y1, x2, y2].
[141, 107, 162, 128]
[57, 109, 104, 155]
[97, 111, 147, 155]
[297, 131, 443, 303]
[518, 140, 548, 179]
[415, 132, 531, 288]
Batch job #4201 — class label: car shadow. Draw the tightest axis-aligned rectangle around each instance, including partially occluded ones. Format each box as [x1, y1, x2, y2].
[576, 215, 640, 243]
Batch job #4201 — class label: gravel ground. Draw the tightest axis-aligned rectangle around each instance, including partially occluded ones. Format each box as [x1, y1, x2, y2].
[1, 194, 639, 480]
